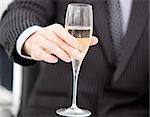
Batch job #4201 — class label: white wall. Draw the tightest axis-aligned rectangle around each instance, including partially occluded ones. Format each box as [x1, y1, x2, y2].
[0, 0, 14, 18]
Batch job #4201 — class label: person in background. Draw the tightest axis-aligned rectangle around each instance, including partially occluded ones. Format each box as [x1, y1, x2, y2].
[0, 0, 149, 116]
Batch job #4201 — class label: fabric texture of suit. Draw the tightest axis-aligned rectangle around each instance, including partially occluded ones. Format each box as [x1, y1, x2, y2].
[0, 0, 149, 116]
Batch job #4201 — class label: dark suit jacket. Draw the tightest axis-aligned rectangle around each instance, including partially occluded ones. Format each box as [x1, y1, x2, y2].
[0, 0, 149, 116]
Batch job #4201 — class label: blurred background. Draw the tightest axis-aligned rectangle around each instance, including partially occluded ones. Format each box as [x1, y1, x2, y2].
[0, 0, 22, 117]
[0, 0, 13, 91]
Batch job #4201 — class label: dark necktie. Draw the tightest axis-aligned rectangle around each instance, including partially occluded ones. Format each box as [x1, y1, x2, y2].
[107, 0, 123, 64]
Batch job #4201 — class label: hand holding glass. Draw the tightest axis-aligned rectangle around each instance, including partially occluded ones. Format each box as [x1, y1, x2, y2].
[56, 3, 93, 117]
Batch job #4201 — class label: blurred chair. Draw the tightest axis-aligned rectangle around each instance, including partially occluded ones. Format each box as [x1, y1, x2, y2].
[0, 45, 13, 90]
[11, 64, 23, 117]
[0, 0, 23, 117]
[0, 1, 39, 117]
[0, 1, 13, 116]
[0, 85, 12, 117]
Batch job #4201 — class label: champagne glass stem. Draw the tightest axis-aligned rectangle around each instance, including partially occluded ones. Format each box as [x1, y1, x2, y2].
[71, 59, 82, 108]
[56, 3, 93, 117]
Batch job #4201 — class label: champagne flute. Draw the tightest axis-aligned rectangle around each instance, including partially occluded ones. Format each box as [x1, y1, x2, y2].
[56, 3, 93, 117]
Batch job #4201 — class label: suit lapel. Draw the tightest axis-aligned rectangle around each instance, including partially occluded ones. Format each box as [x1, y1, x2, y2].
[112, 0, 149, 83]
[93, 0, 114, 66]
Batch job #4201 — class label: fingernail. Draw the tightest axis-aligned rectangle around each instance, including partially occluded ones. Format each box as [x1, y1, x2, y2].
[73, 41, 79, 48]
[54, 59, 58, 63]
[66, 58, 71, 63]
[95, 37, 99, 43]
[71, 37, 79, 48]
[76, 53, 83, 60]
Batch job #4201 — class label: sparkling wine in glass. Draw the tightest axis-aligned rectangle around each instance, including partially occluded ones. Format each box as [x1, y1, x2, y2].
[56, 3, 93, 117]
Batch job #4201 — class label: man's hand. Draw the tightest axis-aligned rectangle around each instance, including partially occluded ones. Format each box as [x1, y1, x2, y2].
[23, 24, 98, 63]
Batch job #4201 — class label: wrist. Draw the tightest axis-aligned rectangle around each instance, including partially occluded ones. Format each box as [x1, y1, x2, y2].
[22, 33, 35, 56]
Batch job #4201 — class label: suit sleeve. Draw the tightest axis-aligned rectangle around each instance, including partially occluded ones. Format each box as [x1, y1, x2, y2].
[0, 0, 55, 66]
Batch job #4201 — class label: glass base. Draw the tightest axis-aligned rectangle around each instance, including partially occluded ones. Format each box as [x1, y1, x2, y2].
[56, 107, 91, 117]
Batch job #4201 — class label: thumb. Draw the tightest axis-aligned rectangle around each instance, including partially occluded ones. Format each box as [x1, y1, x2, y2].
[90, 36, 99, 46]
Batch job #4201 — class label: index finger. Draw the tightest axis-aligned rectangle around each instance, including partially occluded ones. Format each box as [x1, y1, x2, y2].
[50, 24, 79, 48]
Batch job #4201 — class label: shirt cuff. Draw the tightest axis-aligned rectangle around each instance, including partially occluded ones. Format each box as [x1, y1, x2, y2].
[16, 25, 42, 59]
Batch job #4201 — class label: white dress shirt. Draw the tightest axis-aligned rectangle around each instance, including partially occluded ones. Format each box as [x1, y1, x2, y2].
[16, 0, 133, 59]
[16, 26, 42, 59]
[120, 0, 132, 34]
